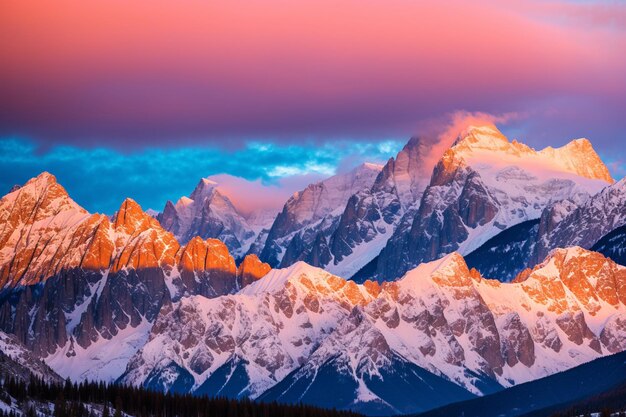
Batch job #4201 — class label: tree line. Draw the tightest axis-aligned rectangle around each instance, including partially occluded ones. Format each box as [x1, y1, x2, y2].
[0, 375, 363, 417]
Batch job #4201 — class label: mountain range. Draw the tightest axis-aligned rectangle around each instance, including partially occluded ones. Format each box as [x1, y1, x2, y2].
[152, 125, 615, 284]
[0, 123, 625, 416]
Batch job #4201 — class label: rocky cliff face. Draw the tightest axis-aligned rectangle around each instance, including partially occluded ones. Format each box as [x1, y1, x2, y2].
[236, 254, 271, 289]
[259, 163, 382, 268]
[373, 125, 612, 282]
[461, 175, 626, 281]
[0, 173, 265, 381]
[532, 177, 626, 265]
[121, 246, 626, 414]
[259, 138, 436, 280]
[0, 172, 92, 287]
[158, 178, 261, 258]
[0, 163, 624, 414]
[321, 138, 432, 278]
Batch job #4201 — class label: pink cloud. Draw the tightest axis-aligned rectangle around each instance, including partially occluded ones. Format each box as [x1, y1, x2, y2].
[405, 111, 525, 177]
[1, 0, 624, 143]
[207, 173, 325, 216]
[517, 0, 626, 29]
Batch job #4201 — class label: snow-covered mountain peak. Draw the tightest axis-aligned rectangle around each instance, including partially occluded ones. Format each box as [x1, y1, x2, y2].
[240, 261, 323, 295]
[428, 128, 612, 252]
[121, 245, 626, 408]
[0, 171, 93, 286]
[259, 162, 383, 267]
[179, 180, 237, 214]
[361, 162, 385, 171]
[201, 178, 218, 186]
[189, 177, 220, 200]
[448, 126, 612, 184]
[512, 246, 626, 317]
[158, 177, 256, 256]
[175, 196, 194, 207]
[452, 124, 510, 150]
[113, 197, 161, 235]
[241, 260, 378, 310]
[396, 252, 473, 292]
[24, 170, 57, 186]
[186, 179, 240, 216]
[550, 245, 593, 262]
[2, 171, 86, 216]
[535, 245, 624, 277]
[538, 138, 614, 183]
[171, 178, 243, 222]
[373, 135, 431, 206]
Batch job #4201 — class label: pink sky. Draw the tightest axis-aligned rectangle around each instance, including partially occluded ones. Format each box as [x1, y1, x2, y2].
[1, 0, 625, 143]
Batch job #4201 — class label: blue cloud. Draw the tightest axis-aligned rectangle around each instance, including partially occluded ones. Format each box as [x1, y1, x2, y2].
[0, 137, 403, 214]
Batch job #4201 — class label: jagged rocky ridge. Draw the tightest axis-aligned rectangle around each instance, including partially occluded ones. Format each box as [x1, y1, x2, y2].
[465, 177, 626, 281]
[256, 135, 455, 278]
[121, 246, 626, 415]
[258, 162, 383, 272]
[0, 173, 271, 381]
[373, 125, 612, 281]
[158, 177, 277, 259]
[320, 138, 432, 278]
[150, 125, 614, 284]
[532, 176, 626, 264]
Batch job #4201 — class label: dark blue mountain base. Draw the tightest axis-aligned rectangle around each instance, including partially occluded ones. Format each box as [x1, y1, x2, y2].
[258, 353, 476, 416]
[350, 255, 380, 283]
[592, 224, 626, 266]
[413, 350, 626, 417]
[465, 220, 540, 282]
[142, 361, 195, 394]
[194, 357, 251, 398]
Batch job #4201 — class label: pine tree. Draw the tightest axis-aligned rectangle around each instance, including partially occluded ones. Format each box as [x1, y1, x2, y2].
[114, 396, 123, 417]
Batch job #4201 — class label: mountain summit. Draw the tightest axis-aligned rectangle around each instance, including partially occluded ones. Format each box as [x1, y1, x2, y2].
[158, 177, 262, 258]
[374, 124, 612, 281]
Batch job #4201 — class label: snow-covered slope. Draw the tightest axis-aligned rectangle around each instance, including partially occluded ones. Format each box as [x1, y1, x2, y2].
[258, 306, 475, 415]
[374, 125, 612, 281]
[323, 138, 432, 278]
[0, 330, 63, 383]
[259, 163, 382, 267]
[121, 262, 378, 397]
[459, 176, 626, 283]
[122, 246, 626, 414]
